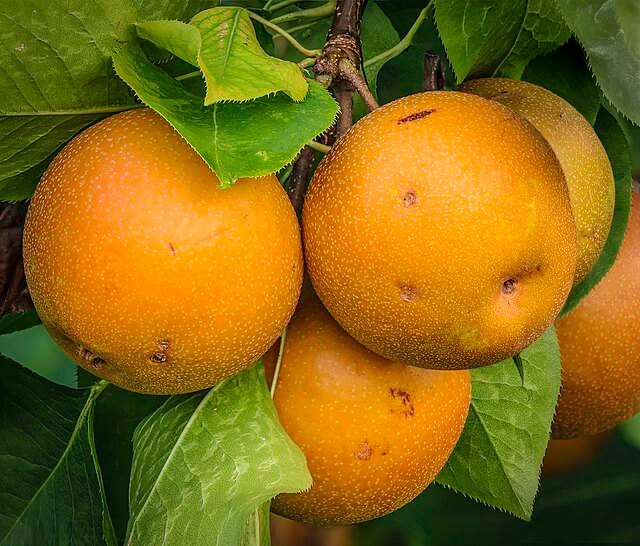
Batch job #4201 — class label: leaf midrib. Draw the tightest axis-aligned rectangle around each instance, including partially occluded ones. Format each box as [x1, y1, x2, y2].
[127, 380, 228, 541]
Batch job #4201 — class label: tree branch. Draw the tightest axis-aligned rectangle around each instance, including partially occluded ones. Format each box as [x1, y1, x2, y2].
[422, 51, 446, 92]
[313, 0, 375, 135]
[287, 146, 316, 216]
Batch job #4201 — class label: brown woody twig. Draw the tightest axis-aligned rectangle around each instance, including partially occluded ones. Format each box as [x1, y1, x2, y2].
[422, 50, 446, 92]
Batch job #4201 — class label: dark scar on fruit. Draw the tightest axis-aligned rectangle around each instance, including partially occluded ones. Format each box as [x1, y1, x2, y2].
[397, 109, 436, 124]
[390, 388, 415, 418]
[151, 340, 170, 363]
[356, 441, 373, 460]
[168, 242, 176, 255]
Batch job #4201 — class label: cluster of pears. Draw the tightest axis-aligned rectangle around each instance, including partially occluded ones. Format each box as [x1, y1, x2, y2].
[22, 76, 637, 526]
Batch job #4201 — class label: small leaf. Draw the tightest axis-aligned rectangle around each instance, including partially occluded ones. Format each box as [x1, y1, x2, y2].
[0, 310, 40, 335]
[111, 40, 338, 186]
[436, 328, 562, 520]
[556, 0, 640, 125]
[435, 0, 527, 82]
[561, 107, 632, 315]
[495, 0, 570, 79]
[138, 7, 308, 104]
[522, 42, 601, 125]
[136, 20, 200, 65]
[0, 358, 115, 544]
[126, 363, 311, 545]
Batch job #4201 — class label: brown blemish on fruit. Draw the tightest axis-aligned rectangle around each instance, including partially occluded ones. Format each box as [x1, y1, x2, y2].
[390, 388, 415, 418]
[399, 285, 419, 302]
[157, 340, 170, 351]
[397, 109, 436, 124]
[151, 352, 167, 363]
[502, 278, 517, 294]
[402, 191, 417, 208]
[91, 357, 105, 370]
[355, 441, 373, 460]
[168, 242, 176, 255]
[78, 347, 93, 360]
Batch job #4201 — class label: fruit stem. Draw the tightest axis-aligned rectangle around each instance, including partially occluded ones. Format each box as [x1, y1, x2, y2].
[306, 140, 332, 154]
[268, 0, 304, 13]
[271, 0, 337, 25]
[270, 326, 288, 398]
[364, 0, 434, 69]
[249, 12, 323, 58]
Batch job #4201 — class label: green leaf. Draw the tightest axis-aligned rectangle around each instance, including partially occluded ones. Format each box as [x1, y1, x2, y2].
[435, 0, 569, 83]
[556, 0, 640, 125]
[495, 0, 570, 79]
[354, 1, 401, 120]
[138, 8, 308, 104]
[522, 41, 601, 125]
[93, 387, 167, 542]
[435, 0, 527, 82]
[126, 363, 311, 545]
[240, 503, 271, 546]
[361, 1, 401, 97]
[616, 0, 640, 59]
[436, 328, 562, 520]
[0, 0, 207, 201]
[619, 413, 640, 450]
[0, 357, 115, 544]
[111, 40, 338, 186]
[137, 20, 201, 66]
[561, 108, 632, 315]
[0, 310, 40, 335]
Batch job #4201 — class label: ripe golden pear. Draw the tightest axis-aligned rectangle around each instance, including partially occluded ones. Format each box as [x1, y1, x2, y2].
[265, 296, 470, 526]
[553, 189, 640, 438]
[303, 91, 578, 370]
[23, 109, 303, 394]
[462, 78, 615, 284]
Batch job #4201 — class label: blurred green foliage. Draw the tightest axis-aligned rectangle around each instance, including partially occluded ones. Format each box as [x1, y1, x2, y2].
[0, 325, 76, 387]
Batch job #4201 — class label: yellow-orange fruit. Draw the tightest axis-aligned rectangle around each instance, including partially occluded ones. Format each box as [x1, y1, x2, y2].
[266, 296, 471, 526]
[553, 190, 640, 438]
[303, 91, 578, 370]
[542, 433, 610, 477]
[23, 108, 303, 395]
[462, 78, 615, 284]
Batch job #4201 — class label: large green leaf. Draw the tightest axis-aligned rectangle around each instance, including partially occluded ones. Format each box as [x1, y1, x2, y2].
[112, 40, 338, 187]
[93, 387, 167, 542]
[0, 358, 115, 544]
[495, 0, 570, 79]
[361, 1, 401, 98]
[556, 0, 640, 125]
[561, 108, 632, 315]
[435, 0, 568, 83]
[0, 0, 206, 201]
[522, 41, 601, 125]
[435, 0, 527, 82]
[436, 329, 562, 520]
[138, 8, 308, 104]
[126, 363, 311, 545]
